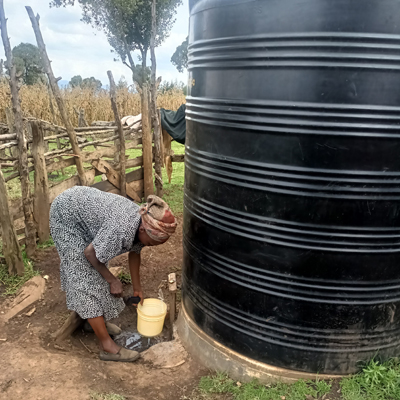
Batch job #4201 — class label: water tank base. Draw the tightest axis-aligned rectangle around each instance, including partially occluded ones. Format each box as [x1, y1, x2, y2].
[177, 304, 343, 384]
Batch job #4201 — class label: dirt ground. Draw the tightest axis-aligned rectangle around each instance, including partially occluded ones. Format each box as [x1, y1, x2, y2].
[0, 217, 209, 400]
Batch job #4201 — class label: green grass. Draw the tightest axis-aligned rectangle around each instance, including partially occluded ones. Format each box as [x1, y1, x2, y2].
[0, 248, 40, 296]
[5, 168, 34, 200]
[194, 359, 400, 400]
[90, 393, 126, 400]
[340, 359, 400, 400]
[4, 137, 116, 198]
[89, 139, 185, 214]
[162, 141, 185, 214]
[4, 138, 78, 199]
[36, 237, 55, 249]
[198, 373, 331, 400]
[4, 138, 185, 213]
[118, 270, 132, 284]
[0, 234, 53, 295]
[123, 140, 185, 214]
[108, 140, 185, 214]
[1, 139, 184, 295]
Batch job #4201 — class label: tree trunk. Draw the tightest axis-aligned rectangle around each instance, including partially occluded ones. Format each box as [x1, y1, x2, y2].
[0, 0, 37, 258]
[150, 0, 163, 198]
[0, 169, 24, 275]
[107, 70, 126, 198]
[163, 128, 174, 183]
[78, 109, 88, 127]
[141, 86, 154, 198]
[31, 122, 50, 243]
[26, 6, 87, 186]
[48, 82, 57, 124]
[140, 51, 154, 198]
[5, 107, 18, 158]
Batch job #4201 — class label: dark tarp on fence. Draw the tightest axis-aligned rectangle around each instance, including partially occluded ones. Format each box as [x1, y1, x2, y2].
[160, 104, 186, 145]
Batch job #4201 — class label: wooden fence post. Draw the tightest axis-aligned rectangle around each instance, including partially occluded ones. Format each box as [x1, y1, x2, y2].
[114, 138, 120, 164]
[0, 0, 37, 258]
[5, 107, 17, 158]
[162, 128, 174, 184]
[168, 273, 177, 326]
[31, 121, 50, 243]
[0, 169, 24, 276]
[78, 109, 88, 127]
[26, 6, 87, 187]
[150, 0, 163, 198]
[142, 85, 154, 198]
[25, 120, 33, 145]
[48, 82, 57, 124]
[107, 71, 126, 197]
[55, 127, 66, 176]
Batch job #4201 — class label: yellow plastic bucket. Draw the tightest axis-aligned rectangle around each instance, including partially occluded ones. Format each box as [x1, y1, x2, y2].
[137, 298, 167, 337]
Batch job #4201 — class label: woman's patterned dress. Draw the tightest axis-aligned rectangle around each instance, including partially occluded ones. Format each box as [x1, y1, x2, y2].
[50, 186, 144, 320]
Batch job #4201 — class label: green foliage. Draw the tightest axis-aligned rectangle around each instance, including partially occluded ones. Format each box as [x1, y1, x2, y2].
[130, 63, 151, 88]
[171, 36, 188, 73]
[83, 76, 103, 90]
[37, 238, 55, 249]
[50, 0, 182, 86]
[314, 379, 332, 396]
[159, 79, 187, 95]
[120, 140, 184, 214]
[341, 358, 400, 400]
[69, 75, 102, 90]
[199, 374, 237, 395]
[4, 138, 77, 200]
[198, 373, 332, 400]
[0, 249, 40, 296]
[117, 75, 129, 90]
[69, 75, 83, 88]
[162, 141, 184, 214]
[12, 43, 45, 85]
[118, 271, 132, 284]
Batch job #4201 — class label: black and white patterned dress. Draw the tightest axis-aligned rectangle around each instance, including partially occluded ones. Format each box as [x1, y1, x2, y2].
[50, 186, 144, 321]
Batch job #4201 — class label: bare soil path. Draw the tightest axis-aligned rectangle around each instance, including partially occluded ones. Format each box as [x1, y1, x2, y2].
[0, 218, 209, 400]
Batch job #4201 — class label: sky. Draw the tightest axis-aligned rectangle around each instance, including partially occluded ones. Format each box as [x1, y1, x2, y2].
[2, 0, 189, 87]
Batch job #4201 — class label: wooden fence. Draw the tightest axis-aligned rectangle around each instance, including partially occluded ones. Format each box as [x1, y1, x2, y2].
[0, 3, 185, 277]
[0, 115, 183, 272]
[1, 117, 143, 233]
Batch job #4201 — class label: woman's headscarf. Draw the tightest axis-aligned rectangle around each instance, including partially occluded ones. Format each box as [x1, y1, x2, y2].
[139, 195, 177, 242]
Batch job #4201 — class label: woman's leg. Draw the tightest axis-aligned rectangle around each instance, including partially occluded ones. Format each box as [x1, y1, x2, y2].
[87, 316, 121, 354]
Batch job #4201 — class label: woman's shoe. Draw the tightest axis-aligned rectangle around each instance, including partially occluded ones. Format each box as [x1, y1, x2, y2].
[99, 347, 140, 362]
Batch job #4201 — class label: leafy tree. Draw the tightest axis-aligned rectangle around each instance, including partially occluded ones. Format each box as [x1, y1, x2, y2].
[117, 75, 130, 90]
[51, 0, 182, 196]
[12, 43, 45, 85]
[69, 75, 83, 88]
[82, 76, 102, 90]
[159, 79, 186, 94]
[50, 0, 182, 88]
[69, 75, 102, 90]
[171, 36, 188, 73]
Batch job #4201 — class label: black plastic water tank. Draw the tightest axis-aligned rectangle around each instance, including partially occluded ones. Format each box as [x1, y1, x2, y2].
[183, 0, 400, 374]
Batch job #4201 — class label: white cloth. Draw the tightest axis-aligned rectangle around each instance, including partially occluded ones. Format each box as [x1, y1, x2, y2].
[121, 114, 142, 130]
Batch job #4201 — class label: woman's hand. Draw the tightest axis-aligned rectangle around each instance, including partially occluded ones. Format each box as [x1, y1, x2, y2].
[85, 244, 122, 294]
[133, 288, 144, 306]
[110, 278, 123, 297]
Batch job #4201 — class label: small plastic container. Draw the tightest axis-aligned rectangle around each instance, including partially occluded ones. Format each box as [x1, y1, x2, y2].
[137, 298, 167, 337]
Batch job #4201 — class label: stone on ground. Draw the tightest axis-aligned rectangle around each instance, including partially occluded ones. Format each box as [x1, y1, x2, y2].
[109, 266, 124, 277]
[142, 340, 187, 369]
